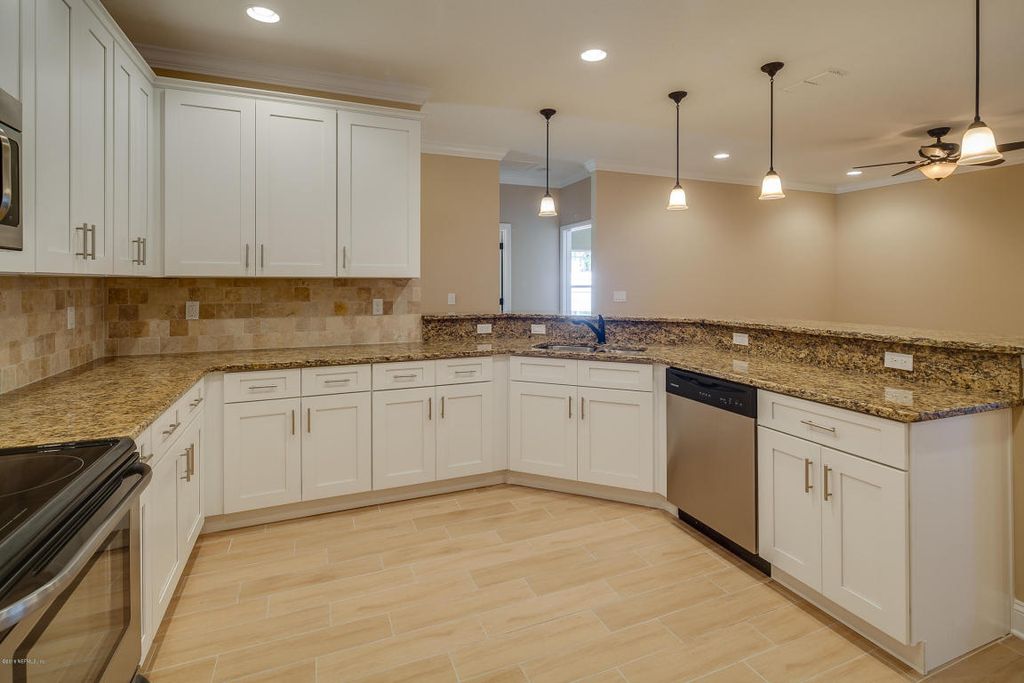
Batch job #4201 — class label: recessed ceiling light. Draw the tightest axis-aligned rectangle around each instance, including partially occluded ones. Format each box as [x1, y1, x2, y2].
[580, 49, 607, 63]
[713, 152, 730, 160]
[846, 170, 863, 176]
[246, 6, 280, 23]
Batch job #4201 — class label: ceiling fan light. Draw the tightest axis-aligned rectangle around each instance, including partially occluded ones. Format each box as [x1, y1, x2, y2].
[958, 121, 1003, 165]
[920, 161, 957, 181]
[538, 193, 557, 217]
[667, 184, 688, 210]
[759, 170, 785, 200]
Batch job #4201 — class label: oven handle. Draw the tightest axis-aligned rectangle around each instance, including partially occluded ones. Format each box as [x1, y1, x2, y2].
[0, 462, 151, 631]
[0, 126, 12, 222]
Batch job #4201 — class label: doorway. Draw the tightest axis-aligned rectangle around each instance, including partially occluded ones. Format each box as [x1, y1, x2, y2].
[560, 222, 592, 315]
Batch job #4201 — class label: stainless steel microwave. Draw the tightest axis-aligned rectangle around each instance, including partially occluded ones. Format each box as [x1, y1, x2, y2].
[0, 87, 22, 251]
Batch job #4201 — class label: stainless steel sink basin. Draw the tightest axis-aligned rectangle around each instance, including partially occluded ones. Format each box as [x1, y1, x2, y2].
[600, 346, 647, 356]
[531, 342, 599, 353]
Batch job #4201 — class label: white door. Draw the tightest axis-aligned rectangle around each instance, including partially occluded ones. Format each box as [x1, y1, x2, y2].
[146, 446, 179, 636]
[112, 46, 154, 275]
[436, 382, 494, 480]
[255, 101, 337, 276]
[757, 428, 822, 591]
[70, 1, 112, 274]
[338, 112, 420, 277]
[223, 397, 302, 512]
[578, 387, 653, 492]
[372, 387, 436, 489]
[301, 392, 372, 500]
[509, 381, 577, 480]
[174, 418, 204, 552]
[164, 89, 255, 276]
[821, 446, 909, 641]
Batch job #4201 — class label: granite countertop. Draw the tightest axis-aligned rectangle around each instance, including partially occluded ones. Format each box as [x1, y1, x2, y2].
[1, 340, 1019, 449]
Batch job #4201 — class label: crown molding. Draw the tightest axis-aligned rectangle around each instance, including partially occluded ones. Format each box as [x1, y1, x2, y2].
[138, 44, 430, 105]
[585, 159, 834, 194]
[421, 142, 508, 161]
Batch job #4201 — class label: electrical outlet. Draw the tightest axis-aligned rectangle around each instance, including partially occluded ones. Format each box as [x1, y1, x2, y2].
[612, 290, 627, 303]
[66, 306, 75, 329]
[372, 298, 383, 315]
[447, 292, 456, 305]
[732, 332, 750, 346]
[530, 324, 546, 335]
[732, 359, 749, 373]
[884, 387, 914, 405]
[185, 301, 200, 320]
[884, 351, 913, 371]
[476, 323, 493, 334]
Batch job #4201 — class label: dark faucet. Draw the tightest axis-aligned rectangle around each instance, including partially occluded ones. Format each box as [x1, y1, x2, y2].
[571, 315, 606, 345]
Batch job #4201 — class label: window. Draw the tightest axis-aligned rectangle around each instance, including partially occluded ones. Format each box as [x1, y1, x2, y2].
[560, 223, 592, 315]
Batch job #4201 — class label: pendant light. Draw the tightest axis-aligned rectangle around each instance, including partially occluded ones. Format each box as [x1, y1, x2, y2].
[538, 108, 558, 217]
[959, 0, 1002, 165]
[758, 61, 786, 200]
[666, 91, 689, 210]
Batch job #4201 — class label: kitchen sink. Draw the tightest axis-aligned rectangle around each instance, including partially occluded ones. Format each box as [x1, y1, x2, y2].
[600, 346, 647, 355]
[531, 342, 599, 353]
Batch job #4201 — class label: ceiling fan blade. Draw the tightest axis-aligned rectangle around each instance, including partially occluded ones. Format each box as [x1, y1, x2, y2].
[996, 141, 1024, 153]
[852, 161, 917, 169]
[977, 158, 1005, 167]
[892, 162, 928, 177]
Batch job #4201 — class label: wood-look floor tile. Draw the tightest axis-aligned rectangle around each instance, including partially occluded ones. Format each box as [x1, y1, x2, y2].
[807, 653, 908, 682]
[747, 625, 867, 683]
[325, 526, 449, 563]
[156, 598, 267, 643]
[165, 582, 240, 617]
[620, 622, 775, 683]
[411, 539, 537, 579]
[480, 580, 619, 635]
[525, 518, 636, 554]
[926, 643, 1024, 682]
[596, 577, 724, 631]
[498, 509, 618, 543]
[576, 670, 628, 683]
[607, 551, 728, 596]
[445, 508, 553, 538]
[748, 603, 835, 645]
[632, 535, 707, 566]
[267, 566, 414, 616]
[390, 579, 535, 633]
[175, 547, 328, 595]
[471, 546, 593, 587]
[1002, 636, 1024, 657]
[211, 614, 392, 681]
[462, 666, 529, 683]
[527, 553, 649, 596]
[660, 581, 791, 642]
[523, 620, 679, 683]
[145, 657, 216, 683]
[379, 530, 503, 567]
[330, 572, 476, 625]
[451, 611, 609, 680]
[412, 501, 518, 530]
[586, 525, 697, 559]
[238, 553, 382, 599]
[691, 662, 765, 683]
[706, 562, 770, 594]
[350, 653, 458, 683]
[228, 659, 317, 683]
[352, 496, 462, 528]
[623, 508, 674, 530]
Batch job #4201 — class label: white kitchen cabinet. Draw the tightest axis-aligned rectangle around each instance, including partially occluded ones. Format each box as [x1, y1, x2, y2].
[301, 392, 371, 500]
[436, 382, 494, 480]
[757, 427, 822, 591]
[338, 111, 420, 277]
[174, 416, 204, 553]
[0, 0, 21, 100]
[577, 387, 653, 492]
[223, 397, 301, 512]
[821, 446, 908, 641]
[144, 437, 179, 650]
[372, 386, 436, 489]
[255, 100, 337, 276]
[136, 427, 154, 659]
[509, 381, 578, 480]
[163, 89, 255, 276]
[112, 43, 157, 275]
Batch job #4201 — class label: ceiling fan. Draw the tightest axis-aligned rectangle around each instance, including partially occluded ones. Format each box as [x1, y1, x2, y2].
[851, 127, 1024, 181]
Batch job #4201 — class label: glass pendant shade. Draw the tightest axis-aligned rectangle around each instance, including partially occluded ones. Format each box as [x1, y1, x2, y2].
[920, 161, 957, 181]
[758, 170, 785, 200]
[667, 185, 688, 210]
[538, 193, 557, 217]
[958, 121, 1003, 165]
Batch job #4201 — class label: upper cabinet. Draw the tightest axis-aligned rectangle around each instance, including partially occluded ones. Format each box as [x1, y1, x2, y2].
[338, 112, 420, 278]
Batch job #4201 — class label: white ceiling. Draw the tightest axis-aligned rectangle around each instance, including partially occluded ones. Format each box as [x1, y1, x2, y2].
[102, 0, 1024, 192]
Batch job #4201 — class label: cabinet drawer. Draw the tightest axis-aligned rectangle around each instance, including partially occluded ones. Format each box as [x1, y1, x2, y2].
[510, 356, 578, 385]
[178, 380, 205, 426]
[302, 365, 372, 396]
[437, 357, 493, 385]
[373, 360, 436, 390]
[578, 360, 652, 392]
[151, 402, 182, 456]
[758, 391, 908, 470]
[224, 369, 302, 403]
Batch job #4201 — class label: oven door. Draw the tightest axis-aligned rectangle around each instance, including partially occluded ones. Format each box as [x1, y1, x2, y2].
[0, 463, 150, 683]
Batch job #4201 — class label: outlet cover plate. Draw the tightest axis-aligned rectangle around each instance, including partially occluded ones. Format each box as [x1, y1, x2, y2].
[884, 351, 913, 371]
[530, 324, 546, 335]
[612, 290, 627, 303]
[477, 323, 493, 334]
[447, 293, 456, 305]
[185, 301, 199, 320]
[66, 306, 75, 329]
[732, 332, 750, 346]
[372, 298, 383, 315]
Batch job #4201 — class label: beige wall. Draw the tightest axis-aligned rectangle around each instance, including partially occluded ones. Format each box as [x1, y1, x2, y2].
[592, 170, 837, 319]
[500, 184, 561, 313]
[421, 154, 501, 313]
[559, 176, 593, 226]
[834, 163, 1024, 336]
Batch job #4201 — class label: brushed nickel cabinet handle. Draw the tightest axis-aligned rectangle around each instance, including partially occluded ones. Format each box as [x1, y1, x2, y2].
[245, 243, 250, 269]
[132, 237, 142, 265]
[260, 243, 265, 269]
[188, 444, 196, 477]
[75, 224, 88, 257]
[441, 396, 445, 419]
[804, 458, 813, 493]
[89, 225, 97, 259]
[291, 410, 296, 435]
[568, 396, 572, 419]
[581, 397, 585, 420]
[801, 419, 836, 434]
[342, 246, 347, 269]
[141, 237, 147, 265]
[179, 447, 191, 482]
[428, 397, 432, 420]
[823, 465, 833, 501]
[307, 407, 311, 433]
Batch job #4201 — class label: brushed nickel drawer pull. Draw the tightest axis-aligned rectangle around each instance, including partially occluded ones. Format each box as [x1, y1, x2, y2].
[140, 452, 153, 464]
[453, 370, 476, 376]
[189, 396, 204, 408]
[247, 384, 279, 391]
[323, 378, 351, 384]
[823, 465, 833, 501]
[393, 373, 417, 380]
[161, 422, 180, 437]
[804, 458, 813, 493]
[800, 419, 836, 434]
[307, 407, 311, 433]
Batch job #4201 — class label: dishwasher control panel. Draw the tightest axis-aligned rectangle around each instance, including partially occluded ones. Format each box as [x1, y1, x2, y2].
[666, 368, 757, 418]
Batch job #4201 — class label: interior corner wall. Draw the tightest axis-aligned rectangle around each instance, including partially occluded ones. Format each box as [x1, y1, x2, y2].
[499, 184, 561, 314]
[559, 176, 593, 226]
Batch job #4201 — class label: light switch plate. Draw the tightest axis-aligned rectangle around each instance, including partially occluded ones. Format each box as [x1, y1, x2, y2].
[185, 301, 199, 320]
[530, 324, 546, 335]
[66, 306, 75, 329]
[447, 293, 456, 305]
[884, 351, 913, 371]
[732, 332, 750, 346]
[372, 298, 383, 315]
[612, 290, 627, 303]
[476, 323, 493, 334]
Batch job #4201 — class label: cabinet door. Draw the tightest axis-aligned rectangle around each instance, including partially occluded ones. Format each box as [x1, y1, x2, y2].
[578, 387, 653, 492]
[0, 0, 19, 99]
[112, 46, 154, 275]
[174, 418, 204, 553]
[146, 447, 179, 636]
[164, 89, 255, 276]
[757, 428, 822, 591]
[135, 427, 154, 659]
[301, 392, 371, 500]
[70, 1, 113, 274]
[821, 446, 909, 641]
[509, 382, 577, 480]
[338, 112, 420, 277]
[255, 101, 336, 276]
[223, 397, 301, 512]
[436, 382, 494, 480]
[372, 387, 436, 489]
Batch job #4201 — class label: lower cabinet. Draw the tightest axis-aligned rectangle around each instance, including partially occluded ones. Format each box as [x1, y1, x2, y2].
[174, 417, 204, 552]
[145, 445, 179, 650]
[372, 386, 436, 489]
[223, 397, 302, 513]
[436, 382, 494, 480]
[302, 392, 372, 499]
[508, 381, 578, 480]
[578, 387, 653, 491]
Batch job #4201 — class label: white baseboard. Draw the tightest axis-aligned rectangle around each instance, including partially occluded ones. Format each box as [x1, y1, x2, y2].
[1012, 600, 1024, 639]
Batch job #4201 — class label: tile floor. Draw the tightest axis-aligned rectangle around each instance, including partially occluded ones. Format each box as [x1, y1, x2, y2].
[143, 485, 1024, 682]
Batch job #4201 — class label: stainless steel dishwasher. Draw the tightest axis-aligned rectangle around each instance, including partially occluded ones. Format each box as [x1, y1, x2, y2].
[666, 368, 766, 572]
